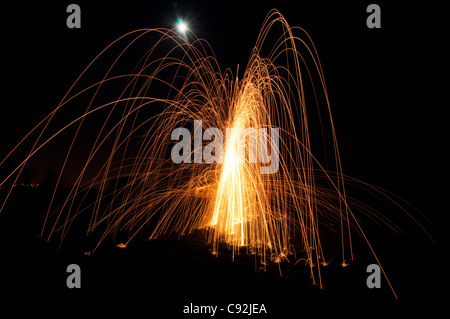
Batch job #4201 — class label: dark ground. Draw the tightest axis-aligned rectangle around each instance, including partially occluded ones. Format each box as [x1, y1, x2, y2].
[0, 186, 444, 317]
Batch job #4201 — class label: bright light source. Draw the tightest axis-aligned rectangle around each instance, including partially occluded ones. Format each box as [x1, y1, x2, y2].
[177, 21, 188, 34]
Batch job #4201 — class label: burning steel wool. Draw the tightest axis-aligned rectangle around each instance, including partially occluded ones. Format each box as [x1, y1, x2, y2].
[0, 10, 431, 298]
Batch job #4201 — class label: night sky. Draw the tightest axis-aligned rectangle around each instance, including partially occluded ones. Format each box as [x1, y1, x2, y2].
[0, 0, 446, 316]
[2, 1, 445, 188]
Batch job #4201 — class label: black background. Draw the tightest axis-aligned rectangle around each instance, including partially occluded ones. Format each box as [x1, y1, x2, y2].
[0, 1, 446, 317]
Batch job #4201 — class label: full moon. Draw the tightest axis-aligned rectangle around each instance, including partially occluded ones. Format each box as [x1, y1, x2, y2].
[177, 21, 188, 33]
